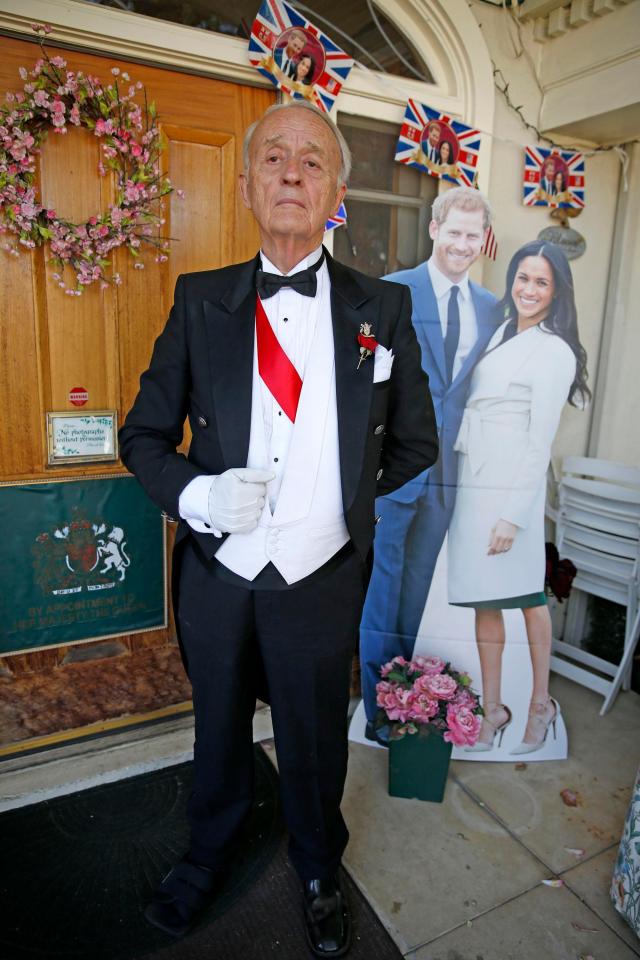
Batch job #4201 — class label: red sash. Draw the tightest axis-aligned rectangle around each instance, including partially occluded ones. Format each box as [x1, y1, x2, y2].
[255, 295, 303, 423]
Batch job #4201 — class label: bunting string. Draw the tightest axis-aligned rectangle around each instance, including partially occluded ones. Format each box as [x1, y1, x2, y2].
[289, 1, 635, 168]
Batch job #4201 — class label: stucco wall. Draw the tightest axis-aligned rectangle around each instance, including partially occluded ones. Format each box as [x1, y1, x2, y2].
[467, 2, 625, 465]
[588, 141, 640, 465]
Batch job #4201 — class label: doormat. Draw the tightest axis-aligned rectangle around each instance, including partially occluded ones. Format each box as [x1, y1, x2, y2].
[0, 746, 402, 960]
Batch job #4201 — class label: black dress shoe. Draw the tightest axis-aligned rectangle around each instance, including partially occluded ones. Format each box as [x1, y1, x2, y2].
[303, 874, 351, 958]
[144, 858, 219, 937]
[365, 720, 389, 747]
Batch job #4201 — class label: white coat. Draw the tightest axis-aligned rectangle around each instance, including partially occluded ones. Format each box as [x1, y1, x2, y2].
[447, 320, 576, 604]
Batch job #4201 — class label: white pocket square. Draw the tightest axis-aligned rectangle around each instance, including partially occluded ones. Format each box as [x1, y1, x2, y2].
[373, 345, 394, 383]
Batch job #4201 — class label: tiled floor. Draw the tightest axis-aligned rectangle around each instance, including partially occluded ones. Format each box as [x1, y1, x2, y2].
[340, 674, 640, 959]
[2, 674, 638, 959]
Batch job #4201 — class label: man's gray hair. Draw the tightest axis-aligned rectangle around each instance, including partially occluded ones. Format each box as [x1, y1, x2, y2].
[242, 101, 352, 184]
[431, 186, 492, 230]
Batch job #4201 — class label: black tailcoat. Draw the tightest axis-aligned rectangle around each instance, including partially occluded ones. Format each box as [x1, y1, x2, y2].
[118, 250, 438, 876]
[119, 249, 438, 560]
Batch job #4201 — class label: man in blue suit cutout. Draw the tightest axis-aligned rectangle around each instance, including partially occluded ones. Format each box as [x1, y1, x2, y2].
[360, 186, 497, 740]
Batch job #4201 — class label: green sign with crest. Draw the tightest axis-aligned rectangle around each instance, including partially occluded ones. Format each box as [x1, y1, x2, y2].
[0, 476, 166, 654]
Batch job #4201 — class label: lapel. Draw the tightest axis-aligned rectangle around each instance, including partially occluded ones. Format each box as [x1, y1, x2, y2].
[203, 254, 259, 471]
[411, 265, 446, 385]
[451, 283, 497, 388]
[203, 250, 379, 514]
[327, 252, 378, 512]
[471, 323, 543, 399]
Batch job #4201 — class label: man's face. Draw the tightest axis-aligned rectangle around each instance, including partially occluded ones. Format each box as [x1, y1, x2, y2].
[428, 206, 487, 283]
[286, 34, 305, 58]
[428, 124, 441, 148]
[544, 161, 555, 179]
[239, 108, 346, 252]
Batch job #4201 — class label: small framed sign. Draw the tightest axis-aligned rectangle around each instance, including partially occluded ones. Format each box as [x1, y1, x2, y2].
[46, 410, 118, 465]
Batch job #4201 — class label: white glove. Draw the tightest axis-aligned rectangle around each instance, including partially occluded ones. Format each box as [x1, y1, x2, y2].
[208, 467, 275, 534]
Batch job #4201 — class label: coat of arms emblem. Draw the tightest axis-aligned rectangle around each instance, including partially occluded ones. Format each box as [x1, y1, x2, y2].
[33, 509, 131, 596]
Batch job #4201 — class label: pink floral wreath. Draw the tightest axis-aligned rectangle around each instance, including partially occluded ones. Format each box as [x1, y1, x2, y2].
[0, 24, 178, 295]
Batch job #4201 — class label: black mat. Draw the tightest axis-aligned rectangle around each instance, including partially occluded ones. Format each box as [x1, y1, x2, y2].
[0, 746, 401, 960]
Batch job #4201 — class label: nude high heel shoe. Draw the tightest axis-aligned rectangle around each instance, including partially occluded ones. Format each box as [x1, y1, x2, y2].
[465, 701, 512, 752]
[509, 697, 560, 755]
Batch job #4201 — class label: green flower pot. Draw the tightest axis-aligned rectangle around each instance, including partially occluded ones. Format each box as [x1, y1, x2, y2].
[388, 729, 453, 803]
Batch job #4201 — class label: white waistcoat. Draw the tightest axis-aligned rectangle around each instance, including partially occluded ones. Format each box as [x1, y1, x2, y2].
[215, 304, 349, 584]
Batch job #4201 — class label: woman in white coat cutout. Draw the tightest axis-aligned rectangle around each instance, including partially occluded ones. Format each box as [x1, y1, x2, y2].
[447, 241, 590, 754]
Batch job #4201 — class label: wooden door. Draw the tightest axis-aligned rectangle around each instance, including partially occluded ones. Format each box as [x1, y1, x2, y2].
[0, 35, 273, 740]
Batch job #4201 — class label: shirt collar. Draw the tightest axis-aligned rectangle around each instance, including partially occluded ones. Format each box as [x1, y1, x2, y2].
[427, 257, 471, 302]
[260, 245, 324, 277]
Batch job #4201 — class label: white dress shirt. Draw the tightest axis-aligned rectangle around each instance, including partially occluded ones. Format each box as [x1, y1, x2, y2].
[178, 245, 326, 530]
[279, 52, 295, 77]
[427, 258, 478, 381]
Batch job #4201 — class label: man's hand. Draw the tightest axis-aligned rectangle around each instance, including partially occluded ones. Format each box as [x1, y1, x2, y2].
[208, 468, 275, 534]
[487, 519, 518, 556]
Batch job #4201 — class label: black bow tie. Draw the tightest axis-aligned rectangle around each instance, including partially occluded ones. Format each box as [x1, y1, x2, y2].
[255, 251, 324, 300]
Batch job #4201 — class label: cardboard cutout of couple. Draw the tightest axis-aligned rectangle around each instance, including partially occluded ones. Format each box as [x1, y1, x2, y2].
[350, 222, 590, 763]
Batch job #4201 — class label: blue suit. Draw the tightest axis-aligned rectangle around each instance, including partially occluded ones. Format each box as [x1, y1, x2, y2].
[359, 261, 497, 722]
[273, 45, 298, 78]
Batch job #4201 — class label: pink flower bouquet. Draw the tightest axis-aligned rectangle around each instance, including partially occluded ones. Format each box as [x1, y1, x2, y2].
[375, 655, 482, 746]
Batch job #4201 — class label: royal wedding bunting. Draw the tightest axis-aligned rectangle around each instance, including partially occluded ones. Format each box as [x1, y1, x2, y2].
[523, 147, 585, 209]
[395, 100, 481, 187]
[325, 202, 347, 233]
[248, 0, 354, 114]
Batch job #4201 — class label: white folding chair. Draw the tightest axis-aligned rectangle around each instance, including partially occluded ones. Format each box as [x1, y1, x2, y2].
[549, 456, 640, 715]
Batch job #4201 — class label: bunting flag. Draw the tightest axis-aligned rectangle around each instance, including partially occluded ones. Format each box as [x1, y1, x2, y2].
[523, 147, 585, 209]
[248, 0, 354, 114]
[325, 202, 347, 232]
[395, 99, 481, 187]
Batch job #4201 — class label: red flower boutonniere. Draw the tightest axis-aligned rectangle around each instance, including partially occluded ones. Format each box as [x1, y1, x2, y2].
[357, 322, 379, 370]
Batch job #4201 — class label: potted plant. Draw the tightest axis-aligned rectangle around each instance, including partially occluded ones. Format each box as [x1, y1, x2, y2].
[375, 655, 482, 802]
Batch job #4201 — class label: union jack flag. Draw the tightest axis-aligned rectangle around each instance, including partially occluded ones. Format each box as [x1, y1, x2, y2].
[395, 99, 482, 187]
[325, 202, 347, 233]
[472, 174, 498, 261]
[248, 0, 354, 114]
[482, 224, 498, 261]
[523, 146, 585, 209]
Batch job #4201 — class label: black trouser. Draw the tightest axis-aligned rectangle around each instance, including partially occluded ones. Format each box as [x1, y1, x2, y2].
[177, 539, 366, 881]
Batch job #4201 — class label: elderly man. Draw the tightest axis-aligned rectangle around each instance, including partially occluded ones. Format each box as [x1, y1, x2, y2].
[274, 28, 307, 78]
[359, 186, 497, 742]
[120, 101, 437, 957]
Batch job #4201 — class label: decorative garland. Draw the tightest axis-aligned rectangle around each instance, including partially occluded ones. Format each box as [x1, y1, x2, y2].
[0, 24, 177, 295]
